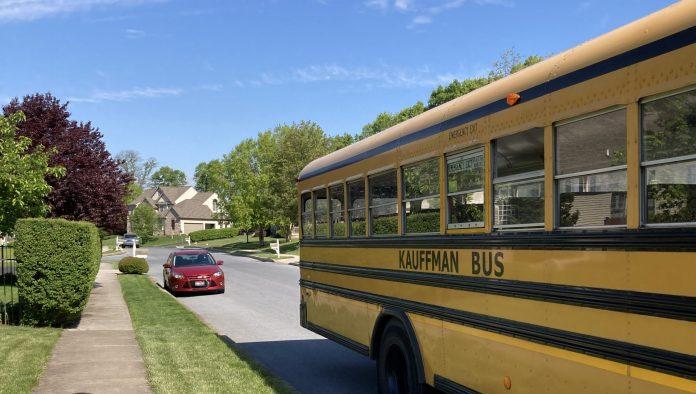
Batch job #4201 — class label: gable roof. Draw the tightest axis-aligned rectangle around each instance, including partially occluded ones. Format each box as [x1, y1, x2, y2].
[130, 189, 156, 207]
[157, 186, 192, 204]
[170, 199, 214, 220]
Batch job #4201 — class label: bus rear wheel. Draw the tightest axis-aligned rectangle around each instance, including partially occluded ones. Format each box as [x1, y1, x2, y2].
[378, 321, 422, 394]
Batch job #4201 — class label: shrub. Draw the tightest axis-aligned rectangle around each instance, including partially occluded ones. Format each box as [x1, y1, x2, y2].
[118, 257, 149, 274]
[189, 227, 239, 242]
[405, 211, 440, 234]
[14, 218, 101, 327]
[372, 216, 398, 235]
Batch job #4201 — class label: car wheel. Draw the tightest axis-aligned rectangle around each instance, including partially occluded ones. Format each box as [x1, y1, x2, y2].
[378, 321, 422, 394]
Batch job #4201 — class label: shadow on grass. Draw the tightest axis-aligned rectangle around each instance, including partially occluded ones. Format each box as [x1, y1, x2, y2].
[217, 334, 295, 393]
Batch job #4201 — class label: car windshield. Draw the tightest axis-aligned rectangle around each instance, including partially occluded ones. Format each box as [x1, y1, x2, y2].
[125, 234, 137, 239]
[173, 253, 216, 267]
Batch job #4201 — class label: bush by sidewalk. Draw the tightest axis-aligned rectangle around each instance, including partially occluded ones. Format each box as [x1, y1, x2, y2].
[189, 227, 239, 242]
[118, 257, 149, 274]
[14, 218, 101, 326]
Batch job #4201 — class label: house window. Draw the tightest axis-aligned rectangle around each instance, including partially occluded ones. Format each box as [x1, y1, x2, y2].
[369, 170, 398, 236]
[642, 88, 696, 225]
[402, 158, 440, 234]
[329, 184, 346, 237]
[315, 188, 329, 238]
[205, 223, 215, 230]
[493, 128, 545, 229]
[555, 108, 627, 228]
[447, 148, 485, 229]
[212, 199, 218, 212]
[301, 192, 313, 239]
[171, 219, 176, 230]
[347, 179, 366, 237]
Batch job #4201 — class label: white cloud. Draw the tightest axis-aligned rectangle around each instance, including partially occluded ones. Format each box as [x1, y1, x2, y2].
[393, 0, 412, 11]
[0, 0, 165, 22]
[366, 0, 513, 27]
[411, 15, 431, 25]
[289, 63, 471, 89]
[68, 87, 181, 103]
[124, 28, 144, 38]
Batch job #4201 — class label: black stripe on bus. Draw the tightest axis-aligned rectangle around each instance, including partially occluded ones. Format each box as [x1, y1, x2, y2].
[300, 229, 696, 251]
[300, 261, 696, 322]
[434, 375, 480, 394]
[300, 280, 696, 379]
[298, 26, 696, 181]
[304, 321, 370, 357]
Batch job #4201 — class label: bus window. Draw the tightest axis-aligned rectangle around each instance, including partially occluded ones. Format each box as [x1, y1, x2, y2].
[555, 108, 627, 228]
[301, 192, 313, 238]
[329, 184, 346, 237]
[369, 170, 398, 236]
[402, 158, 440, 234]
[447, 148, 485, 229]
[347, 179, 366, 237]
[494, 128, 545, 229]
[642, 88, 696, 225]
[315, 188, 329, 237]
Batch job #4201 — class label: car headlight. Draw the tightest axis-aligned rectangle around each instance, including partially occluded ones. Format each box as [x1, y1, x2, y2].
[212, 271, 223, 278]
[173, 272, 185, 279]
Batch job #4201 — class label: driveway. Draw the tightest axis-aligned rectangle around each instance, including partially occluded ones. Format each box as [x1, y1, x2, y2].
[145, 247, 376, 393]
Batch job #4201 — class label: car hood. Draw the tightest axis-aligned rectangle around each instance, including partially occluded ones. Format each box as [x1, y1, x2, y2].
[172, 265, 221, 277]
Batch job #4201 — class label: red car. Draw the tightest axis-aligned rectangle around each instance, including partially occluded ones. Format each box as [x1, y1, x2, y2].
[163, 249, 225, 295]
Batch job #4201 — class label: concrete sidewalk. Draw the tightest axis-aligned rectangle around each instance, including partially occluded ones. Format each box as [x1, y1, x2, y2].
[34, 261, 151, 394]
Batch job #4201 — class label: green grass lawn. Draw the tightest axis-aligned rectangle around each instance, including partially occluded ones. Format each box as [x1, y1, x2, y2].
[0, 325, 61, 394]
[119, 274, 291, 393]
[143, 235, 188, 247]
[194, 236, 299, 259]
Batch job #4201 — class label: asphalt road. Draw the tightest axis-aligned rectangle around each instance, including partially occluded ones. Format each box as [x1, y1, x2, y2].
[145, 247, 376, 393]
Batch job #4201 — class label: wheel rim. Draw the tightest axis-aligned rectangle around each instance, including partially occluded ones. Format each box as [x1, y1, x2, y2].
[385, 344, 409, 394]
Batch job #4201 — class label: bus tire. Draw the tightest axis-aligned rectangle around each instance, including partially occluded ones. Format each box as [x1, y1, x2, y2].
[378, 321, 422, 394]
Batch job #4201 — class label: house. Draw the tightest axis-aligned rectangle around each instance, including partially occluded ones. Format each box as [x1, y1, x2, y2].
[128, 186, 228, 235]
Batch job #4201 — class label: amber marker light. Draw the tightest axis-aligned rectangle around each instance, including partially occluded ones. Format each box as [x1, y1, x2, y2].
[506, 92, 520, 106]
[503, 376, 512, 390]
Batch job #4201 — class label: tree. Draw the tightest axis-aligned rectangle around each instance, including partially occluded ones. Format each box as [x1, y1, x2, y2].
[115, 150, 158, 190]
[193, 159, 226, 192]
[129, 204, 159, 243]
[150, 166, 187, 187]
[267, 122, 338, 240]
[358, 102, 426, 140]
[428, 77, 490, 108]
[0, 112, 65, 235]
[3, 93, 132, 234]
[219, 137, 274, 246]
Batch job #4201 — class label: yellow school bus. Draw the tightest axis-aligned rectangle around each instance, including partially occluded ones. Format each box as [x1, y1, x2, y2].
[297, 2, 696, 393]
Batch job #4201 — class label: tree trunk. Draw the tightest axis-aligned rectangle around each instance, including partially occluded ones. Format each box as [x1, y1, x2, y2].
[245, 230, 249, 244]
[285, 224, 291, 242]
[258, 226, 265, 246]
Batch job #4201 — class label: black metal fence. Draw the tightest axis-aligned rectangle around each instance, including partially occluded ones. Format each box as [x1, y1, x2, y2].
[1, 245, 19, 324]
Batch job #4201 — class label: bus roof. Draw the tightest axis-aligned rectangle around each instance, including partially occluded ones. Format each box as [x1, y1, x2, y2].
[298, 0, 695, 182]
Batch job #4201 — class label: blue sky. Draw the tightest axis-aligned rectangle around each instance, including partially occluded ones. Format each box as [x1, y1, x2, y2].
[0, 0, 677, 179]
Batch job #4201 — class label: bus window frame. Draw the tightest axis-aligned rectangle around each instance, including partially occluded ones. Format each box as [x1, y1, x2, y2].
[347, 177, 367, 238]
[368, 169, 399, 237]
[639, 85, 696, 228]
[328, 182, 347, 238]
[446, 147, 486, 230]
[300, 190, 313, 239]
[553, 106, 629, 230]
[492, 127, 546, 231]
[401, 157, 441, 235]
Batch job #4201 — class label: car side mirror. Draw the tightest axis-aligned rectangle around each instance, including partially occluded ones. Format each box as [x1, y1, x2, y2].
[217, 260, 223, 265]
[163, 263, 171, 269]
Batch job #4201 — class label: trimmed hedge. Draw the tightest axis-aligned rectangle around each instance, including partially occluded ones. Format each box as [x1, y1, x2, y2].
[189, 227, 239, 242]
[118, 257, 149, 274]
[15, 218, 101, 327]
